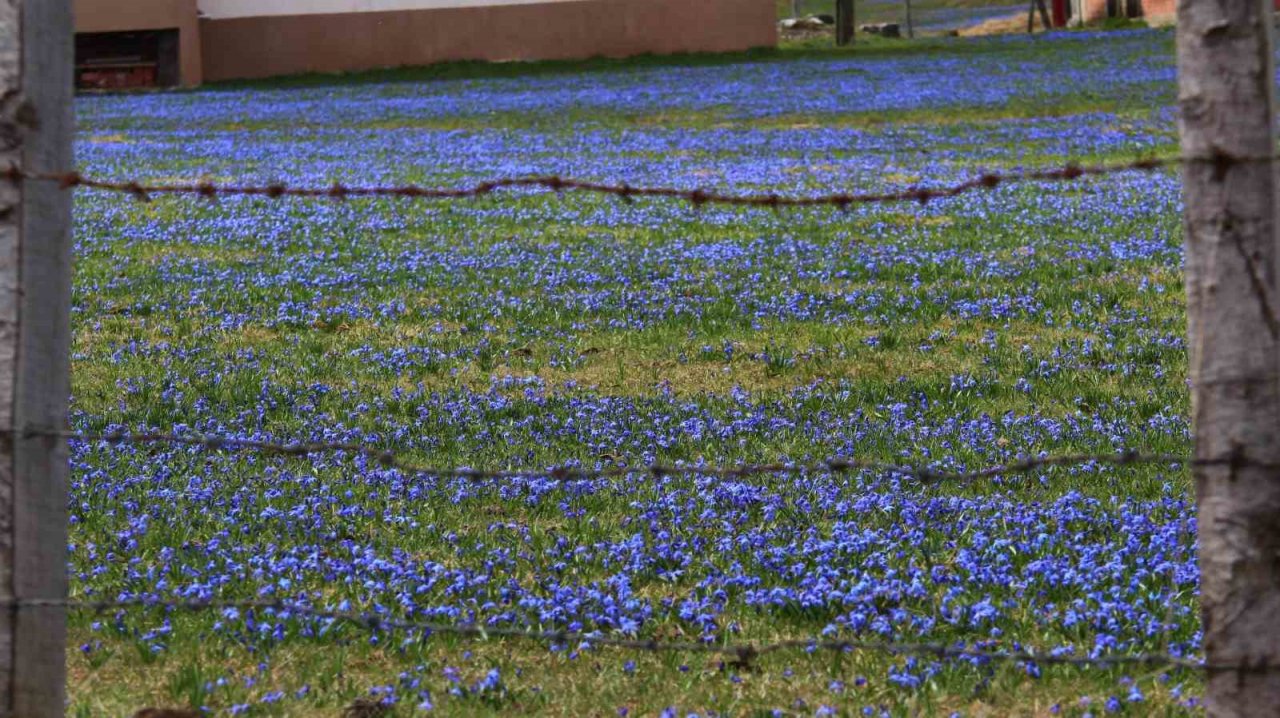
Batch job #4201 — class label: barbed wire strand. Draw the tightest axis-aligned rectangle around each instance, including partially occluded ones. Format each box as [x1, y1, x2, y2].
[5, 157, 1188, 208]
[6, 596, 1214, 670]
[27, 428, 1197, 484]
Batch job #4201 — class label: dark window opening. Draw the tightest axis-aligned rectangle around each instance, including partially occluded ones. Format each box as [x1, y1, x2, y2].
[75, 30, 180, 90]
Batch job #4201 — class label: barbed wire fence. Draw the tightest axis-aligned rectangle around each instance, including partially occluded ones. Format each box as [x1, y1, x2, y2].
[9, 156, 1178, 206]
[0, 155, 1254, 675]
[0, 155, 1240, 696]
[40, 428, 1198, 483]
[4, 1, 1279, 713]
[0, 155, 1221, 678]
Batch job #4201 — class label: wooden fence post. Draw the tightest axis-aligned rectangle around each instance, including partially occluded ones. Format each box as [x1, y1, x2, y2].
[836, 0, 855, 45]
[0, 1, 73, 716]
[1028, 0, 1053, 31]
[1177, 0, 1280, 713]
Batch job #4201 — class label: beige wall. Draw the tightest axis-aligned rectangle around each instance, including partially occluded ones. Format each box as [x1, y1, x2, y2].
[1078, 0, 1175, 22]
[74, 0, 774, 86]
[198, 0, 590, 19]
[200, 0, 776, 82]
[74, 0, 202, 85]
[1139, 0, 1175, 21]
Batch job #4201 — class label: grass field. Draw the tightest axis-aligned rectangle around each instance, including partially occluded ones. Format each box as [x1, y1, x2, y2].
[67, 28, 1200, 717]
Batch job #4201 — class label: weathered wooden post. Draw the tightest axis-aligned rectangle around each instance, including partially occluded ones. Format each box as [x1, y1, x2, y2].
[904, 0, 915, 37]
[0, 1, 73, 716]
[1027, 0, 1053, 31]
[836, 0, 855, 44]
[1178, 0, 1280, 713]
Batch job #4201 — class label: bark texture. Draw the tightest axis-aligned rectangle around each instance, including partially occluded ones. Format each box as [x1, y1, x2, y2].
[1177, 0, 1280, 714]
[0, 0, 72, 716]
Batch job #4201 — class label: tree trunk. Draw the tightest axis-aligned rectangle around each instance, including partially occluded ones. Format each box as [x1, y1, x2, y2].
[1177, 0, 1280, 714]
[0, 0, 73, 716]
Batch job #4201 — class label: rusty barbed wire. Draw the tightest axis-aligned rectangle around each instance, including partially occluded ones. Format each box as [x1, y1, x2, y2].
[4, 156, 1186, 208]
[5, 596, 1212, 670]
[15, 150, 1250, 680]
[18, 427, 1195, 485]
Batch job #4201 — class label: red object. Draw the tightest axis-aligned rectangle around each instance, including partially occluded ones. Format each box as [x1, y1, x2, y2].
[1051, 0, 1068, 27]
[76, 64, 157, 90]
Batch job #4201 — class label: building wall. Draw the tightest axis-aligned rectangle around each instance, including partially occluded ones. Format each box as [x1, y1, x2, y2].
[197, 0, 591, 18]
[1139, 0, 1175, 21]
[73, 0, 202, 85]
[1076, 0, 1273, 23]
[199, 0, 776, 82]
